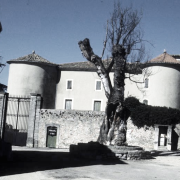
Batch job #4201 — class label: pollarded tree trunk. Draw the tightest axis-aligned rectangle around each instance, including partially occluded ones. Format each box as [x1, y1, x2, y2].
[78, 39, 130, 146]
[100, 44, 129, 145]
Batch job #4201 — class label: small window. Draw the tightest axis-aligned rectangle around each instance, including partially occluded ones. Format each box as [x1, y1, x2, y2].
[144, 78, 149, 88]
[65, 99, 72, 110]
[93, 101, 101, 111]
[96, 80, 101, 90]
[67, 80, 72, 89]
[143, 99, 148, 105]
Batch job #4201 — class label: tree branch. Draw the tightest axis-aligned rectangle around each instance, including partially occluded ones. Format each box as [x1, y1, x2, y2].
[78, 38, 112, 98]
[125, 63, 142, 74]
[101, 21, 108, 59]
[0, 22, 2, 33]
[107, 58, 114, 72]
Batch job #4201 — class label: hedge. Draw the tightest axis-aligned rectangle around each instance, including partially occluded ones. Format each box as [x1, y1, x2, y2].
[124, 97, 180, 128]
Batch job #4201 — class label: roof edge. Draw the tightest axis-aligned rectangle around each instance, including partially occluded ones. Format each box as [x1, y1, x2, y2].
[7, 60, 59, 67]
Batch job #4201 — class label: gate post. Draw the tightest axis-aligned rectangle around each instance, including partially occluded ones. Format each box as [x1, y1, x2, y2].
[26, 94, 41, 147]
[167, 125, 172, 151]
[154, 125, 159, 150]
[0, 92, 8, 140]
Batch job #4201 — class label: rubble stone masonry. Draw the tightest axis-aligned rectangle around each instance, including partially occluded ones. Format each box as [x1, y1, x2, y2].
[35, 109, 155, 150]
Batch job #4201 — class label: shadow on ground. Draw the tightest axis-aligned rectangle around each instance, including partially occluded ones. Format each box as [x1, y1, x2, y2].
[0, 150, 127, 176]
[151, 150, 180, 157]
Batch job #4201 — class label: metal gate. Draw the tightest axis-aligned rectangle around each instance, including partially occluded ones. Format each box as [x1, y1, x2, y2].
[4, 95, 30, 146]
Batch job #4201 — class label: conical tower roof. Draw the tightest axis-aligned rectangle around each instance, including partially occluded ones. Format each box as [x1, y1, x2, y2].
[148, 52, 180, 64]
[7, 51, 58, 66]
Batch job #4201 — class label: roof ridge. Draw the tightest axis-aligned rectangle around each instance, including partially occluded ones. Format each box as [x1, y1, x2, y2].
[60, 58, 113, 65]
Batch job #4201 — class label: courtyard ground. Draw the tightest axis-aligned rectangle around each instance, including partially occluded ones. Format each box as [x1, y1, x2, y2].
[0, 146, 180, 180]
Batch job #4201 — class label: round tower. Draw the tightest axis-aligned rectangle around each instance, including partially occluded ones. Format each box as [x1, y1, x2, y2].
[7, 51, 58, 109]
[143, 52, 180, 109]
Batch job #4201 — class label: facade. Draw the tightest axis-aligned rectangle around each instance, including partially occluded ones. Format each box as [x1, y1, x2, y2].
[56, 63, 142, 111]
[7, 51, 180, 111]
[56, 52, 180, 111]
[5, 51, 180, 150]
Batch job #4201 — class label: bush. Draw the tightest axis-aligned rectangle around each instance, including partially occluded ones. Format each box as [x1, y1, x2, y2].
[124, 97, 180, 128]
[124, 96, 142, 111]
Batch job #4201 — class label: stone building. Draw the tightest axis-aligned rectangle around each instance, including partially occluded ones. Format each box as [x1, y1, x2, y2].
[3, 51, 180, 150]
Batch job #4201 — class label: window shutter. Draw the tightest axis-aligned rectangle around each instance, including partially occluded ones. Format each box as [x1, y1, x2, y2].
[94, 101, 101, 111]
[67, 81, 72, 89]
[143, 100, 148, 105]
[144, 78, 149, 88]
[65, 99, 72, 109]
[96, 81, 101, 90]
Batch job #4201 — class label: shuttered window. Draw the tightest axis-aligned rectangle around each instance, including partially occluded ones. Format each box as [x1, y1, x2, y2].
[144, 78, 149, 88]
[96, 81, 101, 90]
[93, 101, 101, 111]
[67, 80, 72, 89]
[143, 99, 148, 105]
[65, 99, 72, 110]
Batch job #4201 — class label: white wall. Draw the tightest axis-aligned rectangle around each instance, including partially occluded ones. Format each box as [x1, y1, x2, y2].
[55, 71, 143, 110]
[56, 71, 107, 110]
[8, 63, 180, 111]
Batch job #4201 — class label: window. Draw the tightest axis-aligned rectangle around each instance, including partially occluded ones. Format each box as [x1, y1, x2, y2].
[93, 101, 101, 111]
[66, 80, 72, 90]
[143, 99, 148, 105]
[96, 80, 101, 90]
[65, 99, 72, 110]
[144, 78, 149, 88]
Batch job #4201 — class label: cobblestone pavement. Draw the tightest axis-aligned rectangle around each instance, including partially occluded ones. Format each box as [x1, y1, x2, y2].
[0, 147, 180, 180]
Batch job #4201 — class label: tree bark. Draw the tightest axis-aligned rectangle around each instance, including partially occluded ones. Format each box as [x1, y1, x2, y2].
[104, 45, 129, 145]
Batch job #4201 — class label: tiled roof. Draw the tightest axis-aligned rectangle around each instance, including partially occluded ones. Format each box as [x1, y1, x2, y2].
[59, 59, 113, 71]
[7, 51, 58, 66]
[148, 52, 180, 64]
[59, 59, 141, 74]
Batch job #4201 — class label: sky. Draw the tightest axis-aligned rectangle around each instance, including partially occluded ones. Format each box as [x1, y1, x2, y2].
[1, 0, 180, 85]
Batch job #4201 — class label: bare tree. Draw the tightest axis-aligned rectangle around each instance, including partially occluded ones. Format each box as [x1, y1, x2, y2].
[0, 21, 4, 69]
[78, 2, 148, 146]
[0, 22, 5, 71]
[0, 22, 2, 33]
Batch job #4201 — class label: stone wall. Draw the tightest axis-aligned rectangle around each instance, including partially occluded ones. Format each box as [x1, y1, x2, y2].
[37, 110, 104, 148]
[127, 119, 155, 150]
[36, 109, 155, 150]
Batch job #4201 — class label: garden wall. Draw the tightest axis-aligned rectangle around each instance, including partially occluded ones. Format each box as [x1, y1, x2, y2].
[35, 109, 155, 150]
[127, 120, 154, 150]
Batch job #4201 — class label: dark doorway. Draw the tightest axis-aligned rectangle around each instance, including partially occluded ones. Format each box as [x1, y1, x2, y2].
[172, 127, 179, 151]
[158, 126, 168, 147]
[46, 126, 57, 148]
